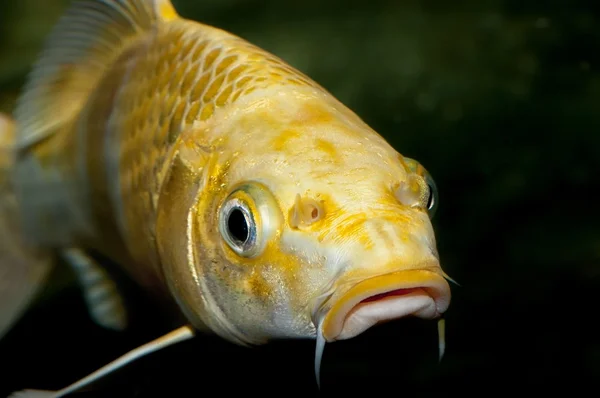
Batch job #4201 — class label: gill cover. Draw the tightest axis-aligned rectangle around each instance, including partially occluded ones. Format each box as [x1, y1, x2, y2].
[155, 150, 215, 335]
[156, 139, 288, 345]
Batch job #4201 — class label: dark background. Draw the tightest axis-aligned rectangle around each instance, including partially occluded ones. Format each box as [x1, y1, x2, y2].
[1, 0, 598, 396]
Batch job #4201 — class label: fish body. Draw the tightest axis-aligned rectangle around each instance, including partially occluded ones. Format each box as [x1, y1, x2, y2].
[1, 0, 452, 377]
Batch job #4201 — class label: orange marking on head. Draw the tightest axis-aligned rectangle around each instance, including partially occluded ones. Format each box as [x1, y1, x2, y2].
[271, 129, 301, 151]
[245, 270, 273, 301]
[293, 101, 335, 125]
[324, 212, 369, 243]
[314, 138, 337, 158]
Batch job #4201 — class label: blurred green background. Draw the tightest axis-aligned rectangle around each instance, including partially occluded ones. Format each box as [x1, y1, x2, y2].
[0, 0, 598, 395]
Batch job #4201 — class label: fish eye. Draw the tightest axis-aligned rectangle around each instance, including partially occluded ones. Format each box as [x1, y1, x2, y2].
[218, 182, 282, 258]
[401, 156, 439, 218]
[219, 197, 258, 257]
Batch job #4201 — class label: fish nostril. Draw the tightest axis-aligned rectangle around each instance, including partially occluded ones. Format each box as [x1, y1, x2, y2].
[289, 193, 324, 228]
[310, 206, 319, 220]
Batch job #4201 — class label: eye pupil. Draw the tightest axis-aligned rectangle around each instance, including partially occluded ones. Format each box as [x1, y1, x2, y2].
[227, 208, 249, 243]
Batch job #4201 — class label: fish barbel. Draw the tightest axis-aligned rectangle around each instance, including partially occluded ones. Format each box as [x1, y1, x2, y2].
[1, 0, 454, 394]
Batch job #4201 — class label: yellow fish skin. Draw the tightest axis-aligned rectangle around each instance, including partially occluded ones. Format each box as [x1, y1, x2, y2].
[8, 0, 451, 364]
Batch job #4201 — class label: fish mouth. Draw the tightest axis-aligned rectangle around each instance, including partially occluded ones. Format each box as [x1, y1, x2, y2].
[319, 269, 451, 341]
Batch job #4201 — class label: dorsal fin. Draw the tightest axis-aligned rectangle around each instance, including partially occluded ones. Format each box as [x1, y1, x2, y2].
[13, 0, 179, 150]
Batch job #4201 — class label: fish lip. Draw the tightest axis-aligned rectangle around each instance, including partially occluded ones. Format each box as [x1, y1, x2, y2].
[317, 269, 451, 342]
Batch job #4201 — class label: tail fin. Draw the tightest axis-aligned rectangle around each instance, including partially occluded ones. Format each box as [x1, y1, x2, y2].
[13, 0, 180, 150]
[0, 113, 54, 340]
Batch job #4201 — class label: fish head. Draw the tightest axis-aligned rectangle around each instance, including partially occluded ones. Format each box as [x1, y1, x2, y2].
[157, 89, 451, 351]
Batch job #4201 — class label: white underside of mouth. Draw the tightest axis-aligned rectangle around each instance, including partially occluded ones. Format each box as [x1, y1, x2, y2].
[337, 288, 437, 340]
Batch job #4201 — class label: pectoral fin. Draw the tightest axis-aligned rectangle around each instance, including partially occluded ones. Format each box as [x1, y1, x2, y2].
[0, 230, 54, 341]
[8, 325, 196, 398]
[60, 248, 128, 331]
